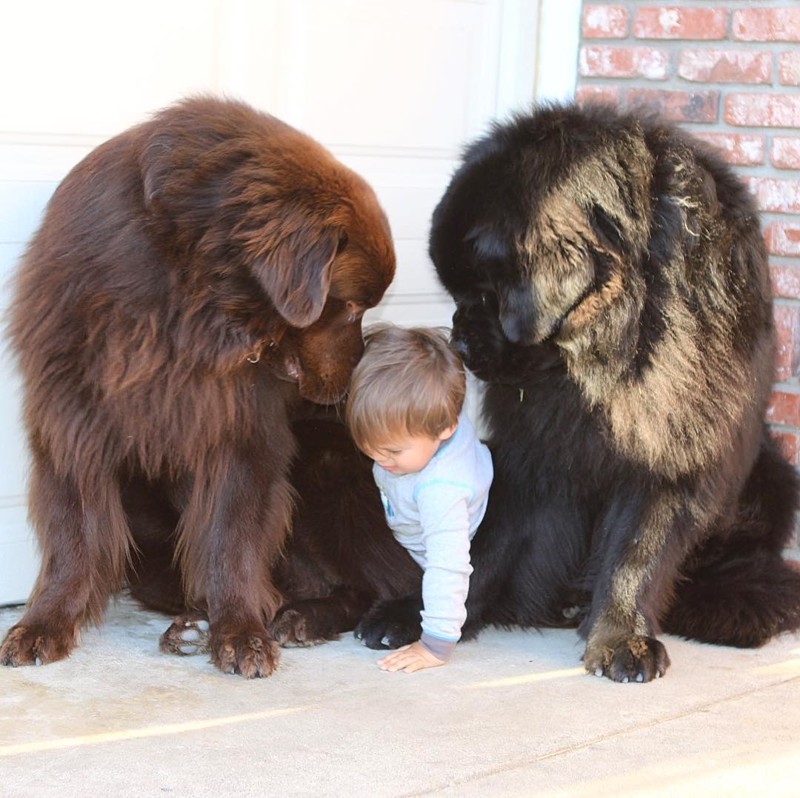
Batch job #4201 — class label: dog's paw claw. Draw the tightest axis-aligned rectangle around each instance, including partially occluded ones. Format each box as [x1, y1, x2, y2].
[585, 635, 670, 683]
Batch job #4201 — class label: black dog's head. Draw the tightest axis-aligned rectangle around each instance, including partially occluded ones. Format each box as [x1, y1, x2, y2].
[429, 103, 658, 374]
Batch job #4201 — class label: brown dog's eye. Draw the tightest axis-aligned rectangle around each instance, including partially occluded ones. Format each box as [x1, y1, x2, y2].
[346, 300, 364, 322]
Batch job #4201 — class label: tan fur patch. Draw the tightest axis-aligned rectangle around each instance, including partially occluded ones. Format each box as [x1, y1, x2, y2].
[561, 269, 624, 336]
[629, 636, 648, 659]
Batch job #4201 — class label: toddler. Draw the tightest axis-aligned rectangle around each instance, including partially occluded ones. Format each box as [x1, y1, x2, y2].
[346, 325, 493, 672]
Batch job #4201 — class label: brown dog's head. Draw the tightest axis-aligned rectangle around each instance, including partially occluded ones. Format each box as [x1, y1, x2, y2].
[139, 97, 395, 403]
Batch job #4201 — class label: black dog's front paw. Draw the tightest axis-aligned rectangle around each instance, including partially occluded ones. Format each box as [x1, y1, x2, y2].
[270, 607, 331, 647]
[584, 635, 670, 683]
[354, 596, 422, 650]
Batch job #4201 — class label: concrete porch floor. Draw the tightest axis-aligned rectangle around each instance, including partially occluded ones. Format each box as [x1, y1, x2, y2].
[1, 595, 799, 797]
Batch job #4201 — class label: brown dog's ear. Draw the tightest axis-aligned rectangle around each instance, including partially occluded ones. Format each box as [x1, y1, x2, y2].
[253, 223, 340, 328]
[140, 128, 339, 327]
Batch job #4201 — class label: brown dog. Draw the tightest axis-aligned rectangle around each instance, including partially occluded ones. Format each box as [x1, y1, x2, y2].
[0, 96, 395, 677]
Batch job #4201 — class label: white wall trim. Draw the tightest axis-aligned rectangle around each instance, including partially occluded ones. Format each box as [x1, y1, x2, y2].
[495, 0, 540, 115]
[533, 0, 582, 103]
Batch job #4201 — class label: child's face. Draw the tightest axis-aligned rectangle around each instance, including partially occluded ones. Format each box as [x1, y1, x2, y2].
[363, 424, 457, 476]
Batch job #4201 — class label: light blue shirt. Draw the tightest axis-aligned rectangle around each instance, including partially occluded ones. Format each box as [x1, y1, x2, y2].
[373, 412, 493, 659]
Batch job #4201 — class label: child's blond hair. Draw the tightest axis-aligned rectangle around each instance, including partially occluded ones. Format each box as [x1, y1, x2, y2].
[346, 324, 466, 452]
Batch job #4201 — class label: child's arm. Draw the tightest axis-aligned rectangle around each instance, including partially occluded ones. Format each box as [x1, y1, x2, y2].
[378, 488, 472, 672]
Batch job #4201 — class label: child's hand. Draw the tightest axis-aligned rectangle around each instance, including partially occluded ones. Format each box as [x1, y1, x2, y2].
[377, 641, 445, 673]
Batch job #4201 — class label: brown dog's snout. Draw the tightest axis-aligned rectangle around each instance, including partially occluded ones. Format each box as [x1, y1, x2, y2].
[291, 311, 366, 404]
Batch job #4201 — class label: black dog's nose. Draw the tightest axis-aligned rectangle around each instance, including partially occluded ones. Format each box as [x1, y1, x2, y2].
[449, 335, 470, 360]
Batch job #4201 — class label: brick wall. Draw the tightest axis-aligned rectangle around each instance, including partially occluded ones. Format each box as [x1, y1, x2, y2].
[576, 1, 800, 550]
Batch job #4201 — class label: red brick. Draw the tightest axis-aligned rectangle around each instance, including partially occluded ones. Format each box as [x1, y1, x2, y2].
[576, 85, 623, 106]
[694, 132, 765, 166]
[582, 5, 629, 38]
[725, 94, 800, 128]
[580, 45, 668, 79]
[766, 223, 800, 257]
[767, 390, 800, 428]
[773, 302, 800, 381]
[625, 88, 718, 122]
[733, 8, 800, 42]
[772, 429, 799, 466]
[779, 52, 800, 85]
[678, 49, 772, 84]
[633, 7, 728, 40]
[747, 177, 800, 214]
[772, 137, 800, 169]
[771, 264, 800, 302]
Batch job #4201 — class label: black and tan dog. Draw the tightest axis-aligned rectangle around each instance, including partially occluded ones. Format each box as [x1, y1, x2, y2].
[356, 102, 800, 681]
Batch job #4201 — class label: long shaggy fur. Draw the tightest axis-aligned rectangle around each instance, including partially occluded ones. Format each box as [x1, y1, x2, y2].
[0, 96, 399, 677]
[357, 102, 800, 681]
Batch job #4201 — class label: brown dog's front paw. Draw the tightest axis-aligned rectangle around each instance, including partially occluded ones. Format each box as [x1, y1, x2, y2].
[0, 623, 76, 667]
[210, 626, 280, 678]
[584, 635, 670, 683]
[159, 612, 211, 656]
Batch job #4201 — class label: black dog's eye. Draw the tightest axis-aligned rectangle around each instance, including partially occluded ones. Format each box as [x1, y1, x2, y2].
[476, 288, 498, 313]
[455, 287, 495, 309]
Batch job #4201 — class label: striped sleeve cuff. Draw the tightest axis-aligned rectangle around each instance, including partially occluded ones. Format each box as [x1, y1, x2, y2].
[419, 633, 457, 661]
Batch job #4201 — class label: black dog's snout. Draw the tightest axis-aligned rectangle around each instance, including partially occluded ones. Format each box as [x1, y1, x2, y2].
[450, 301, 479, 359]
[449, 334, 470, 360]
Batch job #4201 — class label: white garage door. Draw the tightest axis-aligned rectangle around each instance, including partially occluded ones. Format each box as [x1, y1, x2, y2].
[0, 0, 580, 604]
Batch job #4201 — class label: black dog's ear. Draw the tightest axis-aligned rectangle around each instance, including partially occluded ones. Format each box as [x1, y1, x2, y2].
[253, 222, 339, 328]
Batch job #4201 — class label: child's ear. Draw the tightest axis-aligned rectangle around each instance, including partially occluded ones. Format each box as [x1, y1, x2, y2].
[438, 423, 458, 442]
